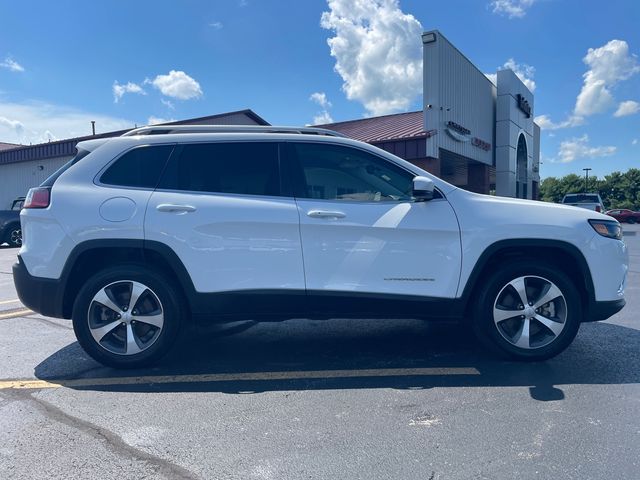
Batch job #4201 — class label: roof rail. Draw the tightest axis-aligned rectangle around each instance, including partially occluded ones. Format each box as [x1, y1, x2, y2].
[121, 124, 346, 138]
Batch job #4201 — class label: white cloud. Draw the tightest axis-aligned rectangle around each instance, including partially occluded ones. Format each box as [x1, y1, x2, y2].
[148, 70, 203, 100]
[575, 39, 640, 117]
[310, 92, 332, 109]
[0, 56, 24, 72]
[537, 39, 640, 129]
[490, 0, 536, 18]
[502, 58, 536, 92]
[554, 134, 616, 163]
[112, 81, 146, 103]
[312, 111, 334, 125]
[613, 100, 640, 117]
[209, 21, 223, 29]
[320, 0, 423, 116]
[0, 116, 25, 137]
[309, 92, 334, 125]
[487, 58, 536, 92]
[0, 100, 134, 144]
[632, 139, 638, 145]
[534, 114, 584, 130]
[161, 98, 175, 110]
[485, 73, 497, 85]
[147, 116, 175, 125]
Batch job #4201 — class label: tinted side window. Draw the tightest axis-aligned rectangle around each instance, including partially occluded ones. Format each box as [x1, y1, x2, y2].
[291, 143, 413, 202]
[100, 145, 174, 189]
[159, 142, 281, 196]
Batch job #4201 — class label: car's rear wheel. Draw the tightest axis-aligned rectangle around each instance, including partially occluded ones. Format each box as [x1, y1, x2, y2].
[472, 260, 581, 361]
[4, 223, 21, 248]
[628, 217, 636, 224]
[72, 265, 185, 368]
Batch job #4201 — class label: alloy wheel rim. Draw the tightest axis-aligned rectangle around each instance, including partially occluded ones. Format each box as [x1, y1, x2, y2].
[88, 280, 164, 356]
[493, 275, 567, 350]
[10, 229, 21, 246]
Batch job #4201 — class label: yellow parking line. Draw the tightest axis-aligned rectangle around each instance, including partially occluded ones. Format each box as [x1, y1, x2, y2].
[0, 367, 480, 390]
[0, 299, 21, 305]
[0, 309, 32, 320]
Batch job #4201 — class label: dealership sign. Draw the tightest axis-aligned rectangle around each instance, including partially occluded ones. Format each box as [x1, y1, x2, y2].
[471, 137, 491, 151]
[445, 121, 491, 151]
[445, 121, 471, 142]
[516, 94, 532, 118]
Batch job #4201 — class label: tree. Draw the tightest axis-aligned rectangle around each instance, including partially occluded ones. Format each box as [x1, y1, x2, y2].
[539, 168, 640, 210]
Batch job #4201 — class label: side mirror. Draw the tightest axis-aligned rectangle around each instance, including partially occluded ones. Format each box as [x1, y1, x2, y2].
[412, 176, 435, 202]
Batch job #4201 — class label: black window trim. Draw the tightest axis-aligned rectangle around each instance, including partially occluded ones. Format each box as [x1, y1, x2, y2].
[282, 140, 446, 204]
[94, 143, 177, 192]
[152, 139, 292, 200]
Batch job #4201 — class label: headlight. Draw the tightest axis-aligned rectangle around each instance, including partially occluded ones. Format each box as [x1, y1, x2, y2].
[589, 220, 622, 240]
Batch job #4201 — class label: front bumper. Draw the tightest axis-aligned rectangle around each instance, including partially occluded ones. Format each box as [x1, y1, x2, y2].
[586, 298, 626, 322]
[12, 255, 65, 318]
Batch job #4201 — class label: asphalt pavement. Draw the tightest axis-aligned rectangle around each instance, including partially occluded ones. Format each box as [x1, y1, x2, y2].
[0, 225, 638, 479]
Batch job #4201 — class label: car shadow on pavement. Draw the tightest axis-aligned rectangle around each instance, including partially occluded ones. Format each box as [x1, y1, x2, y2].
[34, 319, 640, 401]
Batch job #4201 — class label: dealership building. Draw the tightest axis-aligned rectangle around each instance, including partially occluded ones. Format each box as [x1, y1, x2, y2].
[0, 30, 539, 208]
[319, 30, 540, 198]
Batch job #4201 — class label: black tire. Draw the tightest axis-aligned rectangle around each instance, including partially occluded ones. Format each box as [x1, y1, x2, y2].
[72, 264, 185, 368]
[4, 223, 22, 248]
[471, 259, 582, 361]
[628, 218, 636, 224]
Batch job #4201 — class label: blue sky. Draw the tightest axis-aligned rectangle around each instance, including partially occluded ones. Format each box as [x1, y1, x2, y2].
[0, 0, 638, 179]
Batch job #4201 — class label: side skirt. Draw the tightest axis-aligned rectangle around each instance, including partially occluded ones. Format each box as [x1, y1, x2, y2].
[191, 289, 465, 323]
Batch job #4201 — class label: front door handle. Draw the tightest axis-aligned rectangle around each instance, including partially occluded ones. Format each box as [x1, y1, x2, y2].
[156, 204, 197, 213]
[307, 210, 346, 219]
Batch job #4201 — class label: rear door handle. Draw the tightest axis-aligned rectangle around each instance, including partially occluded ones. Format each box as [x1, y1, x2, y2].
[156, 204, 197, 213]
[307, 210, 346, 219]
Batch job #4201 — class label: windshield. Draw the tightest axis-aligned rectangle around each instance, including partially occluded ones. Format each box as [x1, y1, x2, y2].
[563, 194, 600, 203]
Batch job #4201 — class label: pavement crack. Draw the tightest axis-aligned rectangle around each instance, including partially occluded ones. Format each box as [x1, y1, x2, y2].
[5, 389, 199, 480]
[24, 314, 74, 330]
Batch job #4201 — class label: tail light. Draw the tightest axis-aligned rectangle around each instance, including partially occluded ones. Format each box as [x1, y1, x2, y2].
[24, 187, 51, 209]
[596, 205, 602, 212]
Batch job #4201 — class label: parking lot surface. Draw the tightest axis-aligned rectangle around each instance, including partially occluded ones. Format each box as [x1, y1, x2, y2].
[1, 225, 639, 479]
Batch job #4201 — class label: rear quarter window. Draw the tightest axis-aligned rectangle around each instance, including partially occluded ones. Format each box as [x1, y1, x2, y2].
[41, 148, 92, 187]
[100, 145, 174, 189]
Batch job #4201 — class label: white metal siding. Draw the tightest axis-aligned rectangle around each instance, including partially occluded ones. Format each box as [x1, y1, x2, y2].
[423, 31, 496, 165]
[0, 156, 71, 209]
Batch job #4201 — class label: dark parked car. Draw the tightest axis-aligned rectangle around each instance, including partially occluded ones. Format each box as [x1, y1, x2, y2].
[0, 197, 24, 248]
[606, 209, 640, 224]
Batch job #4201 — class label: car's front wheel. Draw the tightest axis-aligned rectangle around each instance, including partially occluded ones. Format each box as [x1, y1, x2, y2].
[472, 260, 582, 361]
[72, 265, 185, 368]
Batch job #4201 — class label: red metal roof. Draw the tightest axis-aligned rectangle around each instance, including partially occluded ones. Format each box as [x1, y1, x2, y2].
[316, 111, 429, 143]
[0, 109, 269, 166]
[0, 142, 21, 151]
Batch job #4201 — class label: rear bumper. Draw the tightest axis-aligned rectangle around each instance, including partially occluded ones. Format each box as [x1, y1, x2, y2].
[12, 256, 65, 318]
[586, 299, 626, 322]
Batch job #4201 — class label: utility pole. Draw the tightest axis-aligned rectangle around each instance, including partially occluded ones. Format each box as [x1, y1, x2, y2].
[582, 167, 592, 193]
[91, 121, 96, 136]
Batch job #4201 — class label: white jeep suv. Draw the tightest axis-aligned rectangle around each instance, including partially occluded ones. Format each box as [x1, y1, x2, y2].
[13, 125, 628, 368]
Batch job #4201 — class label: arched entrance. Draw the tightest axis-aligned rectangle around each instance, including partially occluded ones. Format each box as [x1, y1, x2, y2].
[516, 134, 528, 199]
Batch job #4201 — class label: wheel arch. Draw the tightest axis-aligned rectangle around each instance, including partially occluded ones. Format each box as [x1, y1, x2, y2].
[60, 239, 196, 319]
[2, 220, 21, 238]
[460, 239, 595, 320]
